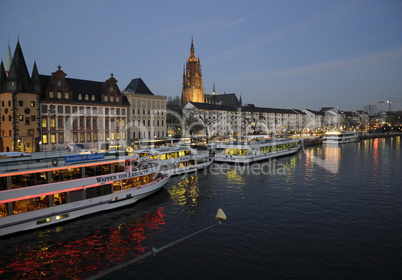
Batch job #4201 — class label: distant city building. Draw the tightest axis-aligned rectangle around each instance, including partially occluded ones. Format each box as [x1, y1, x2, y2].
[0, 41, 41, 153]
[302, 109, 325, 131]
[39, 69, 129, 151]
[184, 102, 306, 137]
[0, 41, 130, 152]
[182, 38, 204, 106]
[122, 78, 167, 143]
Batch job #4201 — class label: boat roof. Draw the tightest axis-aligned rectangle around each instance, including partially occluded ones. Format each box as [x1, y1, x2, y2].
[0, 152, 148, 176]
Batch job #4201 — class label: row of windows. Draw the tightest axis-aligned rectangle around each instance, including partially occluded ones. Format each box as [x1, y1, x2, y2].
[41, 105, 126, 116]
[133, 108, 164, 116]
[133, 131, 165, 139]
[42, 131, 127, 144]
[132, 119, 164, 127]
[1, 101, 36, 108]
[2, 129, 34, 137]
[48, 91, 120, 103]
[42, 117, 126, 129]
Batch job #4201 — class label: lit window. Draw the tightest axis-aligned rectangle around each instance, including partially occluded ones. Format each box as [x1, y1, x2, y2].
[78, 94, 82, 100]
[43, 134, 48, 144]
[57, 92, 62, 99]
[49, 92, 54, 98]
[65, 92, 69, 99]
[91, 95, 95, 101]
[85, 95, 89, 100]
[42, 119, 47, 128]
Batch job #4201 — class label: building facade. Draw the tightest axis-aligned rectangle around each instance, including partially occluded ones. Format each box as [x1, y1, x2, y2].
[123, 78, 167, 144]
[0, 41, 41, 153]
[183, 102, 307, 138]
[39, 68, 129, 151]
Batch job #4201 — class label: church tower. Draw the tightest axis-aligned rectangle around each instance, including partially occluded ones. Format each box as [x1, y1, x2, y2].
[182, 37, 204, 106]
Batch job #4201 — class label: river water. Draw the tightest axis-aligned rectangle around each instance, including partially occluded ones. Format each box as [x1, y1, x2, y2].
[0, 137, 401, 279]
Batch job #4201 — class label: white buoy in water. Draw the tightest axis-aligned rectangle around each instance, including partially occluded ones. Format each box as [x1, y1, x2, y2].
[215, 208, 226, 222]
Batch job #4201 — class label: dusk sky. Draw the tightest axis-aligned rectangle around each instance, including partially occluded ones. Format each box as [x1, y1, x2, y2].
[1, 0, 402, 111]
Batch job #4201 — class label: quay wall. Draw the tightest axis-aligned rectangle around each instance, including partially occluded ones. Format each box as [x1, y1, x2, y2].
[359, 132, 402, 140]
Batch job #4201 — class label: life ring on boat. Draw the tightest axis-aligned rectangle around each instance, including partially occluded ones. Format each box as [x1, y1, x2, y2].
[52, 158, 58, 166]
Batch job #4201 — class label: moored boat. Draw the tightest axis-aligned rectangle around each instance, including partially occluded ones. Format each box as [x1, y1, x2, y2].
[0, 152, 170, 237]
[213, 135, 301, 164]
[136, 146, 212, 176]
[322, 131, 358, 145]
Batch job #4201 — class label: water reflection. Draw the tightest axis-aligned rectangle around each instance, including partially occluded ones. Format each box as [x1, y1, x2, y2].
[168, 175, 200, 207]
[0, 208, 165, 279]
[303, 145, 340, 174]
[371, 138, 379, 184]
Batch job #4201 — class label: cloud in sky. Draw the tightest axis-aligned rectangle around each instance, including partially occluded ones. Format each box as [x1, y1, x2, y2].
[209, 1, 361, 67]
[258, 48, 402, 79]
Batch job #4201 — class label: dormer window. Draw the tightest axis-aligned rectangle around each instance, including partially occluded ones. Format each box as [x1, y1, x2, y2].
[91, 95, 95, 101]
[110, 96, 114, 102]
[104, 96, 108, 102]
[49, 92, 54, 98]
[116, 96, 119, 102]
[78, 94, 82, 100]
[85, 94, 89, 100]
[65, 92, 69, 99]
[57, 92, 62, 99]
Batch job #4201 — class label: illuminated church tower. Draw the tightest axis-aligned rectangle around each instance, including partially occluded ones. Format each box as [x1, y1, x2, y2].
[182, 38, 204, 106]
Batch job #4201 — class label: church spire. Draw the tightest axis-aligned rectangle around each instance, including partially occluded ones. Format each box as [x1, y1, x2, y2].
[30, 60, 41, 94]
[212, 82, 215, 95]
[190, 36, 195, 59]
[5, 40, 12, 76]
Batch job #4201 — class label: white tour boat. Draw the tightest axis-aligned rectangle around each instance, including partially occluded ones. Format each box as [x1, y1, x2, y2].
[0, 152, 170, 237]
[322, 131, 358, 145]
[213, 135, 301, 164]
[136, 147, 212, 176]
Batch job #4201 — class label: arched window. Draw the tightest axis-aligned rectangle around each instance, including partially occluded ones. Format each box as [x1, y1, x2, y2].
[78, 94, 82, 100]
[91, 95, 95, 101]
[85, 94, 89, 100]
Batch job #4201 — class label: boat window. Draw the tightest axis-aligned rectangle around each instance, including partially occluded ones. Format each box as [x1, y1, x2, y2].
[114, 163, 125, 173]
[0, 203, 8, 217]
[179, 151, 186, 157]
[53, 193, 66, 205]
[13, 195, 49, 214]
[150, 154, 160, 160]
[52, 170, 64, 182]
[69, 190, 84, 203]
[0, 177, 6, 191]
[86, 187, 98, 199]
[122, 179, 133, 190]
[160, 154, 166, 160]
[113, 181, 121, 192]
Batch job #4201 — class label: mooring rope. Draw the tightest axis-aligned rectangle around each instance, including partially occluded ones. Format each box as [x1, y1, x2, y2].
[87, 222, 220, 280]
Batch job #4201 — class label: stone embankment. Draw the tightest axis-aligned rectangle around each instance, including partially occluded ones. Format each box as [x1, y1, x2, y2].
[359, 132, 402, 140]
[300, 137, 322, 147]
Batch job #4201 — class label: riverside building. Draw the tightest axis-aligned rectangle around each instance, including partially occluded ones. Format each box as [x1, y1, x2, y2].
[122, 78, 167, 144]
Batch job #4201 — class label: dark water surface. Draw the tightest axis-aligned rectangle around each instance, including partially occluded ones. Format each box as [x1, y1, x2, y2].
[1, 137, 401, 279]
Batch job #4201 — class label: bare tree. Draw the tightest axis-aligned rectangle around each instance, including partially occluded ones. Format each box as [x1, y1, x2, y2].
[363, 104, 379, 132]
[183, 107, 203, 140]
[197, 110, 220, 143]
[237, 106, 266, 135]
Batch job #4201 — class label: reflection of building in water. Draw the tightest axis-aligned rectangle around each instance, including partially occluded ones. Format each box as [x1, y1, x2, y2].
[0, 208, 165, 279]
[323, 146, 341, 173]
[168, 175, 200, 207]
